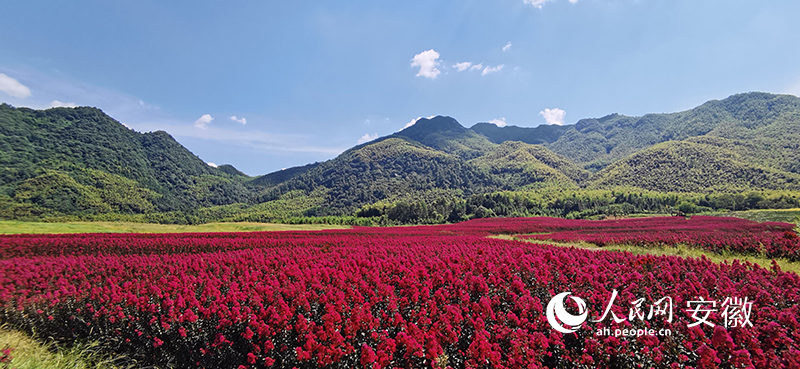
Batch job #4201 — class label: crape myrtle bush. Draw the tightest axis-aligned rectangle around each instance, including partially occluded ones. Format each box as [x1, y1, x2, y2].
[0, 217, 799, 368]
[517, 216, 800, 261]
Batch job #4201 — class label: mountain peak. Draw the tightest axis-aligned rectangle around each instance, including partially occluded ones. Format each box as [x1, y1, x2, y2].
[398, 115, 465, 138]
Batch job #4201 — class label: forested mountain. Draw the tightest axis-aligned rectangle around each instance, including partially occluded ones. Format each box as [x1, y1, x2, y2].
[392, 116, 497, 159]
[2, 92, 799, 223]
[0, 104, 251, 218]
[247, 92, 800, 220]
[216, 164, 250, 178]
[250, 162, 319, 187]
[545, 92, 800, 171]
[471, 122, 570, 145]
[587, 141, 800, 193]
[469, 141, 590, 188]
[258, 137, 503, 215]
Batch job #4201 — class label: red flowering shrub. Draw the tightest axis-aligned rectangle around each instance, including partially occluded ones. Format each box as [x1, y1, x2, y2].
[518, 216, 800, 261]
[0, 347, 12, 368]
[0, 217, 798, 368]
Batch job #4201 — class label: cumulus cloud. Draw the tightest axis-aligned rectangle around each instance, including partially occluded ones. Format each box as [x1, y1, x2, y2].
[357, 133, 378, 144]
[207, 162, 218, 168]
[49, 100, 78, 108]
[482, 64, 505, 76]
[411, 49, 441, 79]
[0, 73, 32, 98]
[194, 114, 214, 129]
[503, 42, 512, 52]
[470, 64, 484, 71]
[489, 118, 507, 127]
[403, 115, 437, 129]
[453, 62, 473, 72]
[230, 115, 247, 125]
[539, 108, 566, 125]
[524, 0, 577, 8]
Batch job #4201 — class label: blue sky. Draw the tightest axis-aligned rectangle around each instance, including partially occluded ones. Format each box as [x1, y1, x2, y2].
[1, 0, 799, 176]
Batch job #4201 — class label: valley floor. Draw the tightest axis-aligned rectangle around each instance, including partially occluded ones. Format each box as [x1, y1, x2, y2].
[1, 215, 798, 368]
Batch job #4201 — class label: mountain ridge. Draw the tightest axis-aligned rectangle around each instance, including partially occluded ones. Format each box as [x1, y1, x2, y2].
[2, 91, 799, 222]
[0, 104, 252, 218]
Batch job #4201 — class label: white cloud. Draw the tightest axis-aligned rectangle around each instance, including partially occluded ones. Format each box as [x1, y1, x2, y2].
[230, 115, 247, 125]
[403, 115, 437, 129]
[357, 133, 378, 144]
[454, 62, 488, 73]
[411, 49, 441, 79]
[524, 0, 552, 8]
[207, 162, 219, 168]
[524, 0, 577, 8]
[489, 118, 507, 127]
[539, 108, 566, 125]
[482, 64, 505, 76]
[49, 100, 78, 108]
[503, 42, 512, 52]
[0, 73, 32, 98]
[453, 62, 472, 72]
[194, 114, 214, 129]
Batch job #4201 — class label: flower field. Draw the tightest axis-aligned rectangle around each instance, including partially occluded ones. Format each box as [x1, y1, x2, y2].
[1, 217, 799, 368]
[517, 216, 800, 261]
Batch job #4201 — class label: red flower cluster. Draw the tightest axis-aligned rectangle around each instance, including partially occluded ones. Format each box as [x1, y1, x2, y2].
[517, 216, 800, 260]
[0, 217, 798, 368]
[0, 346, 12, 368]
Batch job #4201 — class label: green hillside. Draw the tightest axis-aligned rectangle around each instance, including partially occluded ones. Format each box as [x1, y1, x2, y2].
[546, 92, 800, 171]
[393, 116, 497, 159]
[469, 141, 590, 188]
[685, 135, 800, 174]
[2, 92, 800, 224]
[260, 137, 503, 216]
[252, 119, 587, 218]
[0, 104, 252, 217]
[217, 164, 250, 177]
[249, 162, 319, 187]
[588, 140, 800, 192]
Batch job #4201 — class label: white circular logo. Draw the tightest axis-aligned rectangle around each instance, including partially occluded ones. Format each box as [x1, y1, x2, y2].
[546, 292, 588, 333]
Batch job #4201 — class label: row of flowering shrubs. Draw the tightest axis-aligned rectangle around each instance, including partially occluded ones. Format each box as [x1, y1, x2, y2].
[0, 217, 799, 368]
[516, 216, 800, 261]
[1, 216, 795, 258]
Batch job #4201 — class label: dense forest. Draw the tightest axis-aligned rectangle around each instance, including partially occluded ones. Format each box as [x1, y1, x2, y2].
[1, 92, 799, 225]
[0, 104, 252, 218]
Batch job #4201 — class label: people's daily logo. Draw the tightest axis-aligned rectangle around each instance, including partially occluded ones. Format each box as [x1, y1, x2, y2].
[545, 292, 588, 334]
[546, 290, 753, 337]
